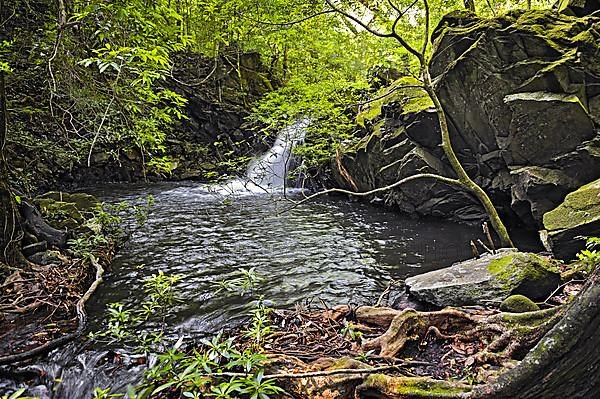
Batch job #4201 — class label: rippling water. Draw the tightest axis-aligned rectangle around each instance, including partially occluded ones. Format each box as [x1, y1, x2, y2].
[7, 181, 521, 398]
[85, 181, 486, 335]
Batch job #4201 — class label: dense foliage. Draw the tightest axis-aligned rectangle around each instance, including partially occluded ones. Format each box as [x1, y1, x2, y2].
[3, 0, 557, 190]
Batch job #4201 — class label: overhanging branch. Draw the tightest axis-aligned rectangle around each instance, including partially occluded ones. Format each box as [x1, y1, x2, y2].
[284, 173, 462, 213]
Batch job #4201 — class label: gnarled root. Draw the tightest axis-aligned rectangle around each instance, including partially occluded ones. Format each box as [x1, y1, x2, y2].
[360, 307, 477, 358]
[357, 306, 561, 366]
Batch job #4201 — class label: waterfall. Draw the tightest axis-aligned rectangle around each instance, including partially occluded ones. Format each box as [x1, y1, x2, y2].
[246, 119, 308, 191]
[209, 119, 308, 195]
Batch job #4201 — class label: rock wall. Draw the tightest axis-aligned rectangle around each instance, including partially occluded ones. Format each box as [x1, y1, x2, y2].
[334, 8, 600, 229]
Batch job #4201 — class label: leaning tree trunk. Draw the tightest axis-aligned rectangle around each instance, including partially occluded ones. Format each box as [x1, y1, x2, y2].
[470, 266, 600, 398]
[0, 0, 22, 268]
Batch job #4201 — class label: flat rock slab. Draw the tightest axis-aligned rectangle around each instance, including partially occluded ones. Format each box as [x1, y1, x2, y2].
[405, 250, 560, 307]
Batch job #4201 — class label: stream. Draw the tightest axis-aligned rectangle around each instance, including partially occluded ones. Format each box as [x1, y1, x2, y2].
[2, 123, 540, 398]
[37, 183, 486, 398]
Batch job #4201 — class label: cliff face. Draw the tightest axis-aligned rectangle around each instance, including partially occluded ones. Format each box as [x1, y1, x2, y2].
[334, 8, 600, 229]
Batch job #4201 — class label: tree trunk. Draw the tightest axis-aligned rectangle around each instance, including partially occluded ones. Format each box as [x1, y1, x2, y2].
[422, 70, 514, 248]
[470, 266, 600, 398]
[0, 0, 22, 268]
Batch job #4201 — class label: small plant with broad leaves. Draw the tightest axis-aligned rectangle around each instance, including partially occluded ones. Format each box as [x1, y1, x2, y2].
[90, 271, 182, 346]
[576, 237, 600, 274]
[212, 267, 263, 295]
[122, 301, 284, 399]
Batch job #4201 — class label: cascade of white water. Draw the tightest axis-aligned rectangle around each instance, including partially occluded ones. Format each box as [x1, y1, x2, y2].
[246, 119, 307, 190]
[206, 119, 308, 195]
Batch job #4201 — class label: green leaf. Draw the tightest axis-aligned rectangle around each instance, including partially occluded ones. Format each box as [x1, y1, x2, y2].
[151, 381, 176, 395]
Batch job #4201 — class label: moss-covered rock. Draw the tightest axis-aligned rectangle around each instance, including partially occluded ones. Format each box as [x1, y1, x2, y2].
[405, 250, 560, 307]
[34, 192, 101, 231]
[334, 9, 600, 227]
[543, 179, 600, 259]
[356, 76, 434, 127]
[356, 374, 471, 398]
[500, 294, 541, 313]
[38, 192, 100, 212]
[487, 252, 560, 299]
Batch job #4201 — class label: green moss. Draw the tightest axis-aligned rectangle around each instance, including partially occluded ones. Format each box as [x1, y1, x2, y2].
[356, 77, 433, 127]
[543, 179, 600, 231]
[500, 294, 540, 313]
[488, 253, 560, 292]
[363, 374, 471, 397]
[36, 199, 85, 230]
[487, 255, 513, 275]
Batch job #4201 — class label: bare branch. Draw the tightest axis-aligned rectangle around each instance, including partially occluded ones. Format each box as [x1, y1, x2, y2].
[285, 173, 462, 213]
[325, 0, 393, 39]
[387, 0, 402, 15]
[351, 84, 426, 107]
[191, 362, 431, 380]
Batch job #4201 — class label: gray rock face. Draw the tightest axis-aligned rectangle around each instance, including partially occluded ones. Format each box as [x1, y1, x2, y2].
[557, 0, 600, 17]
[334, 10, 600, 228]
[405, 250, 560, 307]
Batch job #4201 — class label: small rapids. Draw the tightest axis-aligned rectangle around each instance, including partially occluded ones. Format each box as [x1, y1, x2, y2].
[1, 121, 520, 398]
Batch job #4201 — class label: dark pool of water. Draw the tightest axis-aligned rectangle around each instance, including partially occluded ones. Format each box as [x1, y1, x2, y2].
[3, 181, 540, 398]
[85, 181, 490, 335]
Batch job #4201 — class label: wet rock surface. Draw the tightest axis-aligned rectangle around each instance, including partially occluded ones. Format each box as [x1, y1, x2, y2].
[334, 10, 600, 228]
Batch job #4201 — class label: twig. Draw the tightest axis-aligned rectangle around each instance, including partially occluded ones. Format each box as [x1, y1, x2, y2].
[375, 280, 400, 307]
[542, 279, 586, 305]
[476, 239, 493, 255]
[0, 257, 104, 365]
[352, 85, 426, 107]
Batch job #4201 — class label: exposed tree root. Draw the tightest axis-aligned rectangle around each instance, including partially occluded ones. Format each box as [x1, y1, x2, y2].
[359, 305, 561, 367]
[234, 300, 566, 399]
[0, 253, 107, 365]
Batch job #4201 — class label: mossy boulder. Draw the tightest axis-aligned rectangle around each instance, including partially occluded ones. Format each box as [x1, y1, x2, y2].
[542, 179, 600, 260]
[334, 10, 600, 227]
[34, 192, 101, 231]
[500, 294, 541, 313]
[405, 250, 560, 307]
[38, 192, 100, 211]
[356, 76, 434, 127]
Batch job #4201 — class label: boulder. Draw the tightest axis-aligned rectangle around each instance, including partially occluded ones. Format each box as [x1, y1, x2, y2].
[510, 166, 577, 228]
[37, 192, 100, 212]
[543, 179, 600, 259]
[405, 250, 560, 307]
[34, 192, 101, 231]
[556, 0, 600, 17]
[500, 294, 541, 313]
[334, 11, 600, 227]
